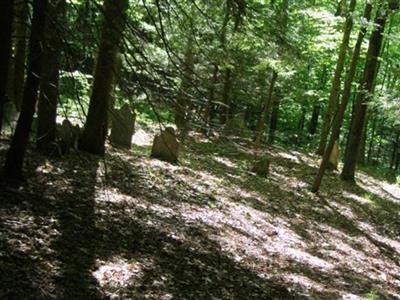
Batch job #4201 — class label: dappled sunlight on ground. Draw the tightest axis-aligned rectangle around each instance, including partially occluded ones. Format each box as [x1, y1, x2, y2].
[1, 134, 399, 299]
[357, 172, 400, 203]
[93, 256, 153, 297]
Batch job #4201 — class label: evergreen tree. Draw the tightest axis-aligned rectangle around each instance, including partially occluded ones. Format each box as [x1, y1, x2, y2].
[3, 0, 48, 181]
[78, 0, 129, 155]
[0, 0, 15, 133]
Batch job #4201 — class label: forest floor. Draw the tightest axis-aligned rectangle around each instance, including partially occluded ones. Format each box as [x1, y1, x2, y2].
[1, 126, 400, 300]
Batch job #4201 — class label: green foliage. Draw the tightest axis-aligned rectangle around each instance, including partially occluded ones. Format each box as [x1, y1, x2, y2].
[365, 289, 378, 300]
[59, 71, 93, 116]
[59, 0, 400, 171]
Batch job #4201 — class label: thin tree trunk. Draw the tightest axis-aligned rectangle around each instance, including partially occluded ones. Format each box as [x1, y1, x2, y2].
[395, 147, 400, 171]
[296, 106, 306, 146]
[175, 35, 194, 132]
[367, 114, 377, 163]
[2, 0, 48, 181]
[0, 0, 15, 133]
[311, 0, 372, 192]
[254, 71, 278, 147]
[335, 0, 345, 16]
[36, 0, 66, 152]
[308, 103, 320, 135]
[220, 69, 233, 124]
[205, 64, 219, 124]
[78, 0, 129, 155]
[267, 92, 280, 145]
[357, 110, 369, 164]
[390, 131, 399, 169]
[317, 0, 357, 155]
[341, 4, 388, 182]
[219, 0, 243, 125]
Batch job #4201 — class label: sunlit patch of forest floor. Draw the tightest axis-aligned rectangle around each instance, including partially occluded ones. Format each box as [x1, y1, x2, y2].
[1, 127, 399, 300]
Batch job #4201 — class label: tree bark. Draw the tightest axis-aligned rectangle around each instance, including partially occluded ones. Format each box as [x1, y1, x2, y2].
[335, 0, 345, 16]
[219, 0, 242, 125]
[78, 0, 129, 155]
[341, 4, 388, 182]
[175, 35, 194, 133]
[267, 92, 280, 145]
[308, 103, 320, 135]
[357, 110, 369, 164]
[311, 0, 372, 192]
[317, 0, 357, 155]
[367, 115, 377, 163]
[220, 69, 233, 124]
[395, 145, 400, 171]
[390, 130, 399, 170]
[12, 1, 29, 111]
[36, 0, 66, 152]
[254, 71, 278, 147]
[2, 0, 48, 181]
[0, 0, 15, 133]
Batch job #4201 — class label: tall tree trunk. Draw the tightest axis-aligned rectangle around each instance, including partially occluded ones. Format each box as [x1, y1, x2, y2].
[367, 115, 377, 163]
[390, 130, 399, 170]
[78, 0, 129, 155]
[335, 0, 345, 16]
[2, 0, 48, 181]
[0, 0, 15, 133]
[205, 64, 219, 124]
[13, 1, 29, 111]
[311, 0, 372, 192]
[36, 0, 66, 152]
[316, 0, 357, 155]
[254, 71, 278, 147]
[357, 110, 369, 164]
[296, 106, 306, 146]
[267, 92, 280, 145]
[308, 103, 320, 135]
[341, 4, 388, 182]
[220, 69, 233, 124]
[219, 0, 243, 125]
[175, 35, 194, 133]
[395, 145, 400, 171]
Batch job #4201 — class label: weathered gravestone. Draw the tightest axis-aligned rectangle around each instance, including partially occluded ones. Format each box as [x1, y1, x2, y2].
[328, 141, 340, 170]
[110, 104, 136, 148]
[251, 157, 270, 177]
[151, 127, 180, 163]
[224, 115, 246, 135]
[58, 119, 80, 153]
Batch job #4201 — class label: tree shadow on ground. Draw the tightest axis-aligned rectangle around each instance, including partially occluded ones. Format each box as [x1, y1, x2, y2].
[48, 154, 101, 299]
[0, 149, 102, 299]
[0, 146, 300, 299]
[92, 200, 301, 299]
[177, 139, 400, 298]
[1, 136, 399, 299]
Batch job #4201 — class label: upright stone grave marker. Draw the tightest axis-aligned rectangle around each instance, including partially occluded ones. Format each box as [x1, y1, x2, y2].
[110, 104, 136, 148]
[151, 127, 180, 163]
[58, 119, 80, 153]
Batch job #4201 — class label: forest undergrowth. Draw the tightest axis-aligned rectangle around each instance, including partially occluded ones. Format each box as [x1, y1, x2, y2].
[0, 127, 399, 300]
